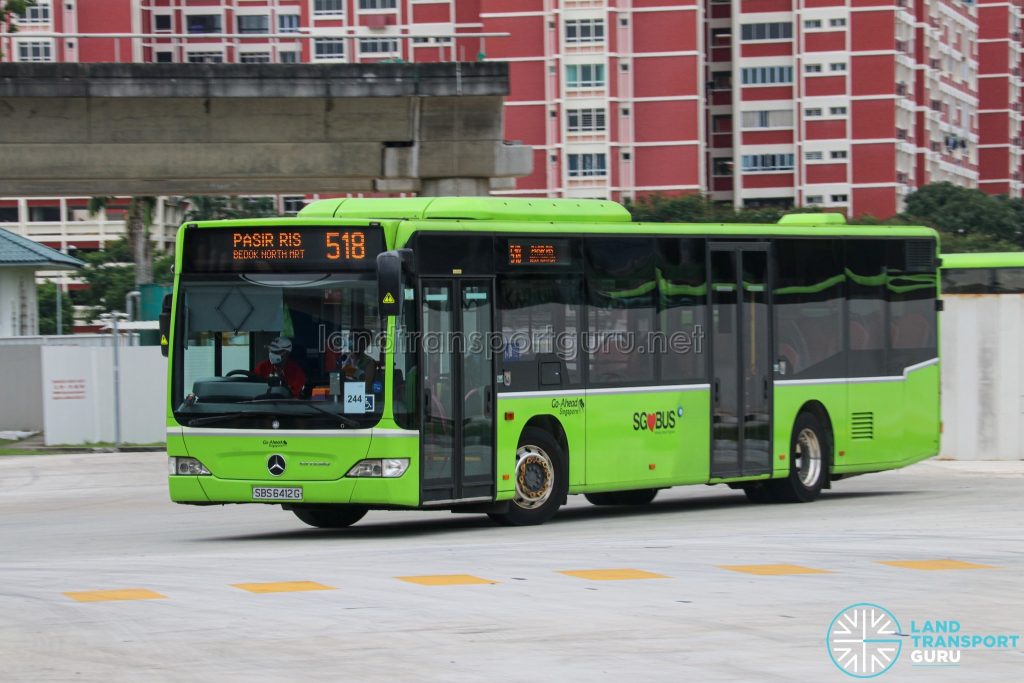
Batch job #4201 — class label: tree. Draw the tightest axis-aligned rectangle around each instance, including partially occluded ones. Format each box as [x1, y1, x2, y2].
[88, 196, 158, 288]
[75, 243, 136, 318]
[37, 281, 74, 335]
[903, 182, 1024, 252]
[184, 195, 277, 221]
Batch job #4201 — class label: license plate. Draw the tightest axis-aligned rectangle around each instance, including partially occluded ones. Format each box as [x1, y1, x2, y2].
[252, 486, 303, 501]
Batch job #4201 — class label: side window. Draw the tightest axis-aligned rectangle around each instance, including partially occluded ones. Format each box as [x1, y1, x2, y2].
[586, 237, 656, 385]
[942, 268, 993, 294]
[773, 239, 845, 379]
[498, 276, 583, 391]
[993, 267, 1024, 293]
[656, 238, 707, 382]
[887, 241, 937, 373]
[846, 240, 887, 377]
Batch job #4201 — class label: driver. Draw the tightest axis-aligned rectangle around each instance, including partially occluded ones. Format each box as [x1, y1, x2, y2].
[254, 336, 306, 398]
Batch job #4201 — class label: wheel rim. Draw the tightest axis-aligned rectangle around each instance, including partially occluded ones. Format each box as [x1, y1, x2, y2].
[795, 427, 822, 487]
[513, 444, 554, 510]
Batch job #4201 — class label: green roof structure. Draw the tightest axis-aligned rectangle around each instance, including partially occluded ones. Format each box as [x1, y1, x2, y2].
[0, 228, 84, 269]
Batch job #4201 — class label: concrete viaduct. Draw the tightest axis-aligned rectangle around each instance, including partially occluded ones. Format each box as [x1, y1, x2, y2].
[0, 62, 531, 197]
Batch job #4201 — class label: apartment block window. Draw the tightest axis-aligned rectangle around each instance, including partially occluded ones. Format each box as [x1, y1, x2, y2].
[741, 153, 795, 171]
[155, 51, 173, 63]
[830, 150, 848, 160]
[566, 64, 606, 88]
[359, 0, 397, 8]
[712, 158, 733, 176]
[565, 18, 605, 44]
[740, 22, 793, 41]
[23, 1, 50, 23]
[314, 0, 344, 16]
[830, 62, 847, 72]
[831, 194, 848, 202]
[278, 14, 300, 33]
[804, 19, 822, 29]
[187, 51, 224, 63]
[279, 51, 299, 63]
[154, 14, 172, 32]
[805, 64, 822, 73]
[187, 14, 221, 34]
[16, 40, 54, 62]
[567, 108, 607, 133]
[806, 195, 823, 204]
[740, 66, 793, 85]
[282, 196, 306, 215]
[237, 15, 269, 34]
[741, 109, 793, 128]
[829, 106, 847, 116]
[359, 38, 399, 54]
[805, 151, 824, 161]
[711, 71, 732, 89]
[314, 39, 346, 60]
[829, 18, 846, 28]
[805, 108, 823, 117]
[567, 153, 607, 177]
[240, 52, 271, 63]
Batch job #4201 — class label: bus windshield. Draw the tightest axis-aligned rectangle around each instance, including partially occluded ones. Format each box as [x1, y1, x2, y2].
[172, 272, 384, 429]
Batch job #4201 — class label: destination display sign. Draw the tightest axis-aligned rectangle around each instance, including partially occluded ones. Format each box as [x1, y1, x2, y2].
[506, 238, 572, 267]
[183, 226, 384, 272]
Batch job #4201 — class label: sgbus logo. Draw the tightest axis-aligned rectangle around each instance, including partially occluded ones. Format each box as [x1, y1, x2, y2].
[632, 409, 678, 432]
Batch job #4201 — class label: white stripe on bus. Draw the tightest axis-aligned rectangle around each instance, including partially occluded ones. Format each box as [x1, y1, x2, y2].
[775, 358, 939, 387]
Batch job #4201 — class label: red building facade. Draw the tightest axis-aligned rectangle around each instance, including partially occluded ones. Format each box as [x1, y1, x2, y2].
[2, 0, 1021, 219]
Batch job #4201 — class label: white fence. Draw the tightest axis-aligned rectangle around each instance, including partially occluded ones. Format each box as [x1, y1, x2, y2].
[0, 344, 166, 445]
[940, 293, 1024, 460]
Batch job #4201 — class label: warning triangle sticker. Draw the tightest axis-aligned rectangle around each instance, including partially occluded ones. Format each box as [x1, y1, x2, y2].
[382, 292, 396, 305]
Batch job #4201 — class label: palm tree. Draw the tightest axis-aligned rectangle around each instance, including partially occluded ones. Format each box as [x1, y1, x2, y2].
[88, 196, 157, 287]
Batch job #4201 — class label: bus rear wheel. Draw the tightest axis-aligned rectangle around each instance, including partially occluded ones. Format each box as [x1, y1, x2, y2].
[585, 489, 659, 506]
[488, 427, 567, 526]
[290, 504, 368, 529]
[768, 412, 830, 503]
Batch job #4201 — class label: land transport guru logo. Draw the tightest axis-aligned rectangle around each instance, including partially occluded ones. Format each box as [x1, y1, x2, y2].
[632, 407, 683, 432]
[826, 603, 1020, 678]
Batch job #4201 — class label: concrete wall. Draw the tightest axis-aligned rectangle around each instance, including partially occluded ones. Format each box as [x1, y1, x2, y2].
[0, 63, 530, 196]
[0, 268, 38, 336]
[941, 294, 1024, 460]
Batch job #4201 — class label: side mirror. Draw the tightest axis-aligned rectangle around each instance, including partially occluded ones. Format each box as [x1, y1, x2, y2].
[377, 249, 413, 317]
[159, 293, 172, 358]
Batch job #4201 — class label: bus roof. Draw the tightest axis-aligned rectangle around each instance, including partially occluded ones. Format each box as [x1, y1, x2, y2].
[940, 252, 1024, 269]
[299, 197, 935, 239]
[300, 197, 632, 223]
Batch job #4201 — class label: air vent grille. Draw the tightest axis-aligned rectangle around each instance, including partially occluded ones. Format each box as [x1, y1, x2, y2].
[851, 412, 874, 440]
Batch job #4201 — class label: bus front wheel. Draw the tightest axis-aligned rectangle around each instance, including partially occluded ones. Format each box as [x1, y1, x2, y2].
[488, 427, 568, 526]
[769, 412, 830, 503]
[290, 504, 368, 529]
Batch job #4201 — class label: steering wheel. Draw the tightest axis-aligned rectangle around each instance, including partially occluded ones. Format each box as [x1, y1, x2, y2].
[226, 369, 260, 380]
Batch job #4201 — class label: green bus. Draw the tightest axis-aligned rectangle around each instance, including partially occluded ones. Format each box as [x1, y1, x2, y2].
[164, 198, 940, 527]
[940, 252, 1024, 294]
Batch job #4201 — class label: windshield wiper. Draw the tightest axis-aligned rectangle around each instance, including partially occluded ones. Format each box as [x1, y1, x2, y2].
[235, 399, 361, 428]
[184, 411, 252, 427]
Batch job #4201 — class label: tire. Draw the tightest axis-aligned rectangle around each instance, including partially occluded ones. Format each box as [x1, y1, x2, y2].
[488, 427, 568, 526]
[743, 483, 777, 504]
[291, 505, 368, 529]
[586, 489, 658, 506]
[767, 411, 830, 503]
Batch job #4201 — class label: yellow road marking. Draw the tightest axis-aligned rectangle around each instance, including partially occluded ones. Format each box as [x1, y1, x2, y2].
[64, 589, 166, 603]
[559, 569, 669, 581]
[232, 581, 336, 594]
[878, 560, 996, 571]
[720, 564, 831, 576]
[396, 574, 496, 586]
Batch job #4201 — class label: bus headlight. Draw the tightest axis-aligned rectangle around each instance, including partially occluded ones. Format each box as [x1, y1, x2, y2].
[169, 457, 211, 476]
[347, 459, 409, 478]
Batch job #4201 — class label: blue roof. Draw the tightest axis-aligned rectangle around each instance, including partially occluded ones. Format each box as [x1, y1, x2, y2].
[0, 228, 85, 269]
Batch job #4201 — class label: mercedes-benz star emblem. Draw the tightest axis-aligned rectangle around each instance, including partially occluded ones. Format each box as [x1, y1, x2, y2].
[267, 454, 286, 476]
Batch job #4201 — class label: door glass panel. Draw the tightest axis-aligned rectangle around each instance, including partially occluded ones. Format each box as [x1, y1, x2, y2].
[421, 283, 454, 485]
[711, 249, 740, 476]
[461, 282, 493, 483]
[740, 250, 771, 474]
